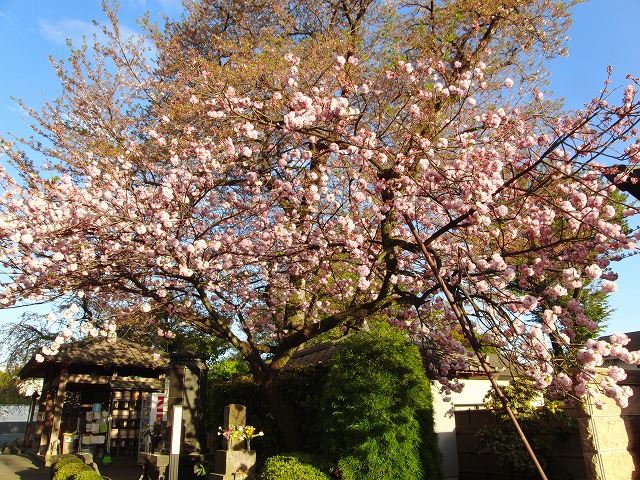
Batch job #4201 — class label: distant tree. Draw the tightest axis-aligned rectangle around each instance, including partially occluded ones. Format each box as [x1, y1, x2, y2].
[0, 312, 58, 369]
[0, 368, 30, 404]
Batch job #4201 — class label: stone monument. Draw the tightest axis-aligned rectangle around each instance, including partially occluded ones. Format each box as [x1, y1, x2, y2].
[211, 404, 257, 480]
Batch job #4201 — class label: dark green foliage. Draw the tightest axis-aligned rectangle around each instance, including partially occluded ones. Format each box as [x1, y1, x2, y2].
[476, 414, 577, 480]
[321, 324, 443, 480]
[70, 470, 102, 480]
[274, 368, 329, 454]
[207, 377, 278, 461]
[208, 326, 443, 480]
[207, 366, 328, 460]
[52, 461, 91, 480]
[260, 453, 334, 480]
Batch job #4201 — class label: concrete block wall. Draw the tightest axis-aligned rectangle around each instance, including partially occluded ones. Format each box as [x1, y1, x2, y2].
[576, 370, 640, 480]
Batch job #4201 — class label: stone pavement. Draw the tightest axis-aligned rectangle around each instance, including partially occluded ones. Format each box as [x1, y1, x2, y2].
[98, 456, 144, 480]
[0, 453, 144, 480]
[0, 454, 48, 480]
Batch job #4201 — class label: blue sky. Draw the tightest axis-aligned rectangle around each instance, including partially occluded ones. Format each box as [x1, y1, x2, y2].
[0, 0, 638, 335]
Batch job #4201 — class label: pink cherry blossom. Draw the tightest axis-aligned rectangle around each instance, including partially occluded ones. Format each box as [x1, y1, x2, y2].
[0, 21, 638, 414]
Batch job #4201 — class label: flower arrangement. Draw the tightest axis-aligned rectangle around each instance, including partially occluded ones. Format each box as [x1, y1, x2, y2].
[241, 425, 264, 440]
[218, 425, 243, 441]
[218, 425, 264, 450]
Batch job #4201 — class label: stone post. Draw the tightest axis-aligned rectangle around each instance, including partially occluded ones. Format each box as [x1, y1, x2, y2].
[223, 404, 247, 450]
[211, 404, 257, 480]
[166, 350, 209, 455]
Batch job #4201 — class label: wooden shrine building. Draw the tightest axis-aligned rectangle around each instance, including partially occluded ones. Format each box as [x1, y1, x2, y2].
[19, 337, 169, 461]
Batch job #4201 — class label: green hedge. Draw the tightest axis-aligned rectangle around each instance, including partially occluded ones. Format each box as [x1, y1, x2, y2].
[52, 462, 92, 480]
[51, 456, 84, 479]
[70, 470, 103, 480]
[260, 453, 334, 480]
[321, 324, 443, 480]
[207, 367, 328, 459]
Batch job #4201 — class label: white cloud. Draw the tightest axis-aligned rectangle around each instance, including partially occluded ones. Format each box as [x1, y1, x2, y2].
[38, 18, 100, 46]
[38, 16, 150, 52]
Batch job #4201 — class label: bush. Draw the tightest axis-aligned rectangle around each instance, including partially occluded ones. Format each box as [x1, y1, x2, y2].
[51, 456, 84, 479]
[260, 453, 334, 480]
[208, 325, 443, 480]
[52, 462, 92, 480]
[209, 358, 250, 382]
[321, 324, 443, 480]
[70, 469, 103, 480]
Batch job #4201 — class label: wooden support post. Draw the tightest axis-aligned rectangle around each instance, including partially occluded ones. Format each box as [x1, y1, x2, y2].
[38, 381, 55, 456]
[47, 366, 69, 457]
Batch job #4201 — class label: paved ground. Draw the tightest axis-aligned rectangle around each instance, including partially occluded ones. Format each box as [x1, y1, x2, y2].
[0, 453, 144, 480]
[98, 456, 144, 480]
[0, 454, 48, 480]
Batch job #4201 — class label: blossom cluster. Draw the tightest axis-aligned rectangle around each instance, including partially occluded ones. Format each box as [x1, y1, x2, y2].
[1, 46, 640, 408]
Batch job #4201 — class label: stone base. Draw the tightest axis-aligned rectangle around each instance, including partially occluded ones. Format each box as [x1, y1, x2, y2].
[209, 473, 251, 480]
[213, 449, 255, 478]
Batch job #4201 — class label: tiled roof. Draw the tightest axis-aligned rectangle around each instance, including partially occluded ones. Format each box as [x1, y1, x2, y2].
[598, 331, 640, 351]
[19, 337, 169, 379]
[285, 341, 338, 369]
[285, 338, 509, 378]
[623, 331, 640, 351]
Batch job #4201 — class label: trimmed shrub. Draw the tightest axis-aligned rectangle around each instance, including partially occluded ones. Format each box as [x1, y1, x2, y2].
[52, 462, 92, 480]
[260, 453, 334, 480]
[476, 378, 578, 479]
[70, 469, 103, 480]
[51, 456, 84, 479]
[321, 324, 443, 480]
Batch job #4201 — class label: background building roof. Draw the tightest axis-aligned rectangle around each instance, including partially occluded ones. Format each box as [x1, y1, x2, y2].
[19, 337, 169, 379]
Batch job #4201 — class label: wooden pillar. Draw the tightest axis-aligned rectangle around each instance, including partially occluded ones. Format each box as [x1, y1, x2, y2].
[23, 391, 40, 447]
[38, 379, 54, 456]
[47, 366, 69, 457]
[38, 366, 69, 457]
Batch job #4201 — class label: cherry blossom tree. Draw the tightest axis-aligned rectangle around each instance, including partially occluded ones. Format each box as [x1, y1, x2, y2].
[1, 0, 640, 457]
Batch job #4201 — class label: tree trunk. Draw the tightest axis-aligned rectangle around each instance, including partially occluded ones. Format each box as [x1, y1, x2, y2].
[259, 375, 304, 451]
[246, 351, 304, 452]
